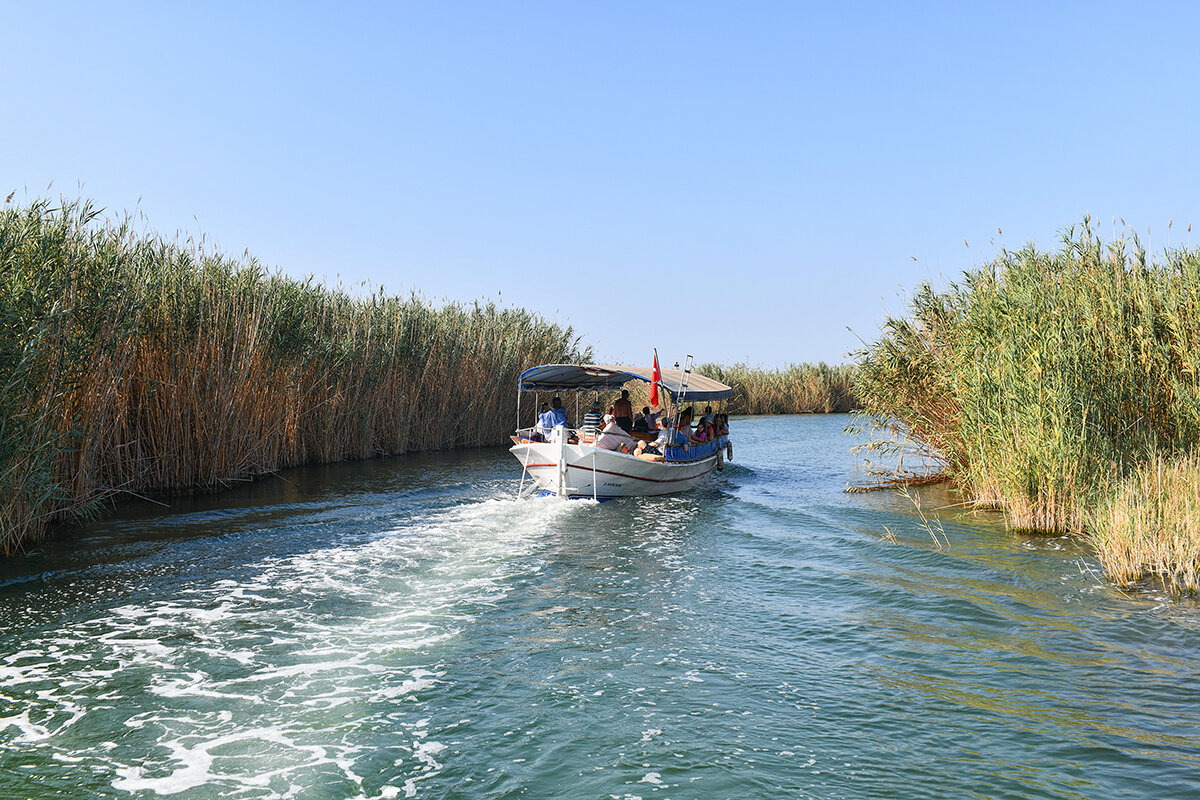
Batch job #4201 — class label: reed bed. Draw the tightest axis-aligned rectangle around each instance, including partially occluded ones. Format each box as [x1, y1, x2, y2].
[854, 218, 1200, 589]
[1092, 454, 1200, 595]
[697, 362, 859, 415]
[0, 199, 587, 552]
[547, 363, 857, 423]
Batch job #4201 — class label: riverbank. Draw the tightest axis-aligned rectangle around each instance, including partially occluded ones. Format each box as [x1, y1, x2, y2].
[0, 199, 587, 552]
[855, 219, 1200, 593]
[1, 199, 861, 554]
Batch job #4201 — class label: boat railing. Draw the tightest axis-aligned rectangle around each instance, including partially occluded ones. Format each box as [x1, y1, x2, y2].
[512, 425, 593, 445]
[512, 426, 729, 464]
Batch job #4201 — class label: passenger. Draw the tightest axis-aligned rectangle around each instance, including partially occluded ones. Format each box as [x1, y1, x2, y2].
[613, 390, 634, 432]
[717, 413, 729, 435]
[631, 413, 649, 433]
[654, 419, 690, 450]
[595, 413, 636, 453]
[700, 405, 715, 426]
[535, 402, 553, 438]
[674, 412, 693, 437]
[676, 415, 705, 445]
[541, 396, 569, 431]
[642, 405, 662, 430]
[581, 403, 603, 437]
[634, 440, 663, 461]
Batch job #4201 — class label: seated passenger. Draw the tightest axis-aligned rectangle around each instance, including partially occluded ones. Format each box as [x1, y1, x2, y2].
[700, 405, 715, 427]
[534, 402, 552, 438]
[716, 413, 729, 435]
[653, 421, 690, 450]
[642, 405, 662, 430]
[634, 440, 664, 461]
[595, 414, 637, 453]
[547, 396, 569, 428]
[632, 413, 649, 433]
[581, 403, 603, 437]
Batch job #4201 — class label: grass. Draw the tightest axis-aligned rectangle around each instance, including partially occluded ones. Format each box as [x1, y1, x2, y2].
[854, 217, 1200, 591]
[0, 198, 587, 552]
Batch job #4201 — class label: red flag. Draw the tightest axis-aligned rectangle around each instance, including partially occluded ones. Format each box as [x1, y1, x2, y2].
[650, 351, 660, 407]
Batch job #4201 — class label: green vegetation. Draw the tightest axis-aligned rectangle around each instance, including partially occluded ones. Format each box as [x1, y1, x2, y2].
[587, 362, 857, 420]
[855, 218, 1200, 592]
[698, 362, 858, 414]
[0, 199, 586, 552]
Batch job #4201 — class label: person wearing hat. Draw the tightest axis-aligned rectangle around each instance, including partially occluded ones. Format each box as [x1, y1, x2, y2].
[595, 413, 636, 453]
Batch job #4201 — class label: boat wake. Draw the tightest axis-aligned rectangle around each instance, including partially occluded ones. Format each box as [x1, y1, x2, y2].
[0, 494, 577, 798]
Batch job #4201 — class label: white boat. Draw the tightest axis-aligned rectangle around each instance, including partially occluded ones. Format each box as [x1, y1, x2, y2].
[509, 359, 734, 499]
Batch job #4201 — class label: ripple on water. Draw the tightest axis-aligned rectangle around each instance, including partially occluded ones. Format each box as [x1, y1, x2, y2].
[0, 493, 579, 798]
[2, 417, 1200, 800]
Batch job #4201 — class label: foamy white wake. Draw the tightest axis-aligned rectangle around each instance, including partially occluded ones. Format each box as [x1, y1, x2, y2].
[0, 495, 578, 798]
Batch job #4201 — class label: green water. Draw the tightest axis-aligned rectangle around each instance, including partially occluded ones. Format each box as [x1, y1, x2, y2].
[0, 415, 1197, 799]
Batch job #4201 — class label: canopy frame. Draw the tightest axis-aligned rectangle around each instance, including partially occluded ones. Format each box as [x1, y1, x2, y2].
[517, 363, 732, 402]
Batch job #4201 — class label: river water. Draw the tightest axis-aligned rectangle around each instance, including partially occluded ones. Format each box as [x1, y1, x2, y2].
[0, 415, 1197, 799]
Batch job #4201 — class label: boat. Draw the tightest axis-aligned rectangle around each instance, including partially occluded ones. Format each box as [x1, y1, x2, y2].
[509, 357, 734, 499]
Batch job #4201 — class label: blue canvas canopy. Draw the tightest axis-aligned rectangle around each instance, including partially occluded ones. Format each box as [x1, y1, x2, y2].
[518, 363, 733, 402]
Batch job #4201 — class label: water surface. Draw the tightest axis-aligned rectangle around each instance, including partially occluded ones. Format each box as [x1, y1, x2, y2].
[1, 415, 1197, 799]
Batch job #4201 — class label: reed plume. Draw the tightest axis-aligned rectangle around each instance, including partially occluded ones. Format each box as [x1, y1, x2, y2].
[855, 218, 1200, 589]
[0, 199, 587, 552]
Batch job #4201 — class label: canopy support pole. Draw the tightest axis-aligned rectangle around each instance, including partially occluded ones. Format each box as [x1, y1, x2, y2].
[559, 432, 570, 499]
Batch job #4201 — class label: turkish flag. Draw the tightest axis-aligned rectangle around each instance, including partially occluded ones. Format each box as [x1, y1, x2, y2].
[650, 352, 660, 407]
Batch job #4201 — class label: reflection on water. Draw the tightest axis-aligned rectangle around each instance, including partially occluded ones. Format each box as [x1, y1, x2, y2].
[0, 415, 1198, 799]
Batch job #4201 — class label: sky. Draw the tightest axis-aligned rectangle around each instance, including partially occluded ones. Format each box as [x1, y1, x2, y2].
[4, 1, 1199, 366]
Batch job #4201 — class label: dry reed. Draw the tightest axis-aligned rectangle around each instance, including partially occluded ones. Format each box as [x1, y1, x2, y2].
[0, 199, 587, 552]
[1092, 454, 1200, 596]
[697, 362, 858, 415]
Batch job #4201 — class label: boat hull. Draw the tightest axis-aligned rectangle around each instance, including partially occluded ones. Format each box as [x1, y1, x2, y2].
[510, 436, 728, 499]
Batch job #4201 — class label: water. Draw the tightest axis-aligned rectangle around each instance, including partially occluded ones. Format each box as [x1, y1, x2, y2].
[1, 415, 1198, 799]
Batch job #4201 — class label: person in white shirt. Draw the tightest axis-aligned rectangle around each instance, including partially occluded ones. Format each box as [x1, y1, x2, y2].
[594, 414, 636, 453]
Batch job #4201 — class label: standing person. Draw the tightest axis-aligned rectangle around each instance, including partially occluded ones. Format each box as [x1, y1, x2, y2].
[613, 390, 634, 432]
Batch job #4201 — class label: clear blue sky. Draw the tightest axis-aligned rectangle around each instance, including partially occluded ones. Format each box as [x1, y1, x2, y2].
[4, 2, 1198, 366]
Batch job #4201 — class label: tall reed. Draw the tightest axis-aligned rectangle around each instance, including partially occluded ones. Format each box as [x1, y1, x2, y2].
[0, 199, 587, 552]
[1092, 453, 1200, 595]
[855, 219, 1200, 588]
[697, 362, 859, 415]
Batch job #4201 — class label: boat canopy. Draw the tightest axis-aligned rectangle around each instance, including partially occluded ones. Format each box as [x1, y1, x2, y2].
[518, 363, 733, 401]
